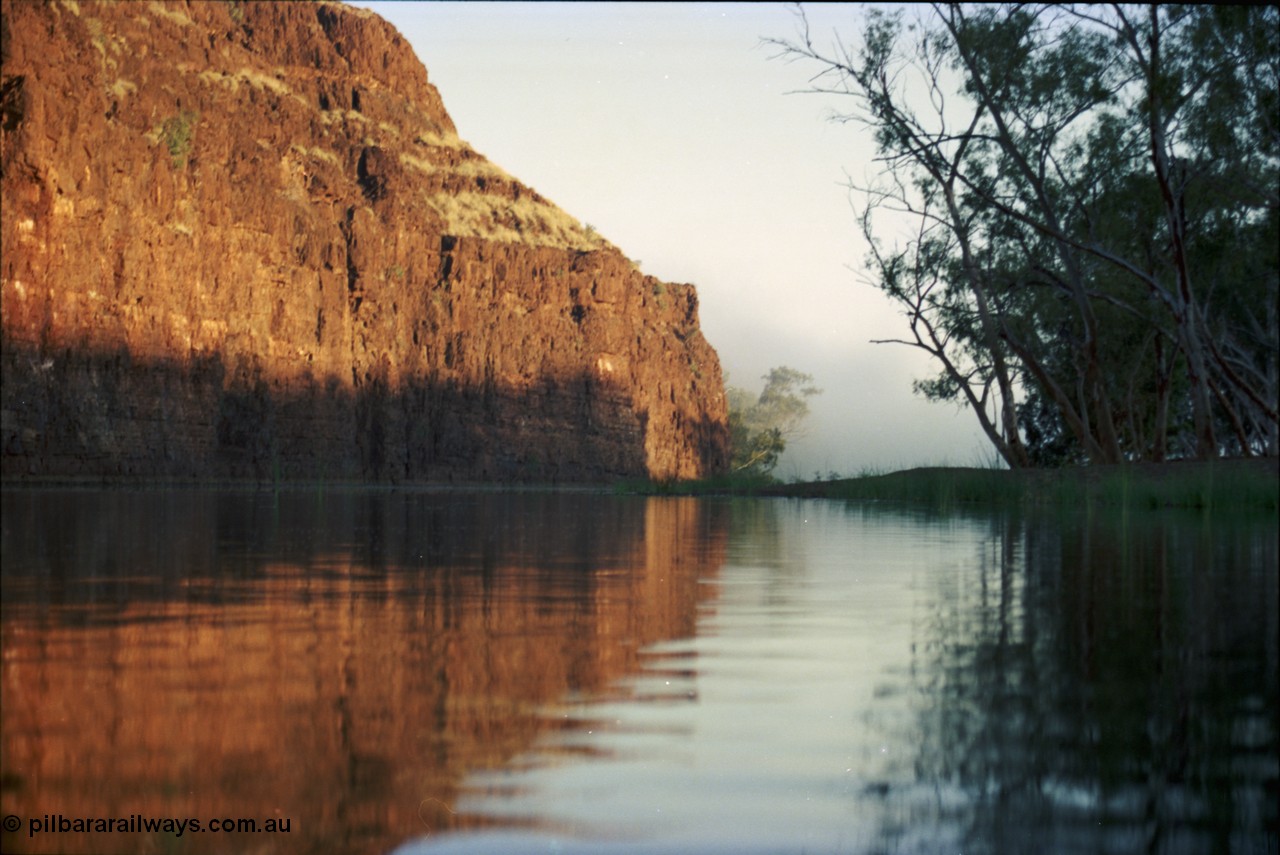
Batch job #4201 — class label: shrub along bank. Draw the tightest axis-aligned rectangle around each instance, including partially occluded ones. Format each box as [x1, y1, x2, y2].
[624, 459, 1278, 512]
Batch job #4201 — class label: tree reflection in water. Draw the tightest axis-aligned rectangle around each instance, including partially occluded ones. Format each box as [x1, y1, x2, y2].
[888, 509, 1279, 854]
[3, 493, 1274, 854]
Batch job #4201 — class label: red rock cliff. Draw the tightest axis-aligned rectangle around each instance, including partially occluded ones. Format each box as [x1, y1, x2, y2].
[0, 0, 729, 482]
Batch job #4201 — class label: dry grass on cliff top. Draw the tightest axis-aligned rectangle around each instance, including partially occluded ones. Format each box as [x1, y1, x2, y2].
[397, 148, 604, 252]
[159, 0, 605, 255]
[146, 1, 194, 28]
[423, 191, 604, 252]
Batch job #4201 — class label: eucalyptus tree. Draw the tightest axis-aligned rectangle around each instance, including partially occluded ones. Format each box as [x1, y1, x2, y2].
[1047, 4, 1280, 458]
[728, 367, 822, 475]
[773, 3, 1279, 463]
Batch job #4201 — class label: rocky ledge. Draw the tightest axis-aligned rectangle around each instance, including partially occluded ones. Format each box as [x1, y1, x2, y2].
[0, 0, 729, 482]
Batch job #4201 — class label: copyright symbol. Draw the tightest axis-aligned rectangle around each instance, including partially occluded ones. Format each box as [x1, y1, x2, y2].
[2, 815, 20, 832]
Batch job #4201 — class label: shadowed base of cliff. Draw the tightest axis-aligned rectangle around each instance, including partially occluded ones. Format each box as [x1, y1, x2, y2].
[0, 343, 724, 485]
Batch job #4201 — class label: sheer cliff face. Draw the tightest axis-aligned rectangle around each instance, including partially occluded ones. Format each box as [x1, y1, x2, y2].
[0, 0, 729, 482]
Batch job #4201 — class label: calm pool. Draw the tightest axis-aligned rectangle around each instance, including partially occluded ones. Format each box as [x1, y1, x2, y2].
[2, 490, 1276, 854]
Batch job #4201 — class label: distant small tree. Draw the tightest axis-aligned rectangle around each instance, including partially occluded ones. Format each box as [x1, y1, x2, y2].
[728, 367, 821, 475]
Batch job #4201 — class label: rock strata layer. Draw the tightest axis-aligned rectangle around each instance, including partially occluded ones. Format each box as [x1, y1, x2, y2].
[0, 0, 729, 482]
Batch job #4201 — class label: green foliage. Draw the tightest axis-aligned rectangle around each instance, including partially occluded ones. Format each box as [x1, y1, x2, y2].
[729, 421, 784, 476]
[773, 462, 1277, 512]
[160, 109, 198, 168]
[728, 366, 821, 475]
[651, 281, 666, 308]
[773, 4, 1279, 465]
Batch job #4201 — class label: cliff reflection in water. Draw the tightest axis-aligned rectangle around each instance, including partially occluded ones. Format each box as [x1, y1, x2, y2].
[400, 503, 1277, 855]
[0, 490, 727, 855]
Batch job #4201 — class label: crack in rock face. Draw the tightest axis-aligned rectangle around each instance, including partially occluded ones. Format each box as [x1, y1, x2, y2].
[0, 0, 729, 483]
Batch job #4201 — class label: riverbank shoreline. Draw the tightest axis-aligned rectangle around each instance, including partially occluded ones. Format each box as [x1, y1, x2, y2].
[624, 458, 1279, 511]
[4, 458, 1276, 510]
[765, 457, 1279, 510]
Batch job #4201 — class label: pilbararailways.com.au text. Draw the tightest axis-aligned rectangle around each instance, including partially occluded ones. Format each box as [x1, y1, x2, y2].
[7, 813, 291, 838]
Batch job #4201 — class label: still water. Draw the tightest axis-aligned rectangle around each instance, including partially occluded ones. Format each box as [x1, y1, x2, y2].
[1, 489, 1275, 854]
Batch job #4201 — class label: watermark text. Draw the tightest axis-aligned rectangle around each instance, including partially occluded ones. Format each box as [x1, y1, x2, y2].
[5, 813, 292, 839]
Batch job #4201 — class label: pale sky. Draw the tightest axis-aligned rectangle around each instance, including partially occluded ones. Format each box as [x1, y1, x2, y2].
[352, 1, 987, 477]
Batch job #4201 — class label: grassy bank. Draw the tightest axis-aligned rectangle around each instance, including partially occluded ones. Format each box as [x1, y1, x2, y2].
[621, 459, 1279, 512]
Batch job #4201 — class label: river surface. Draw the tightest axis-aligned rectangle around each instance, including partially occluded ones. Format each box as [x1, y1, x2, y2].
[1, 489, 1276, 854]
